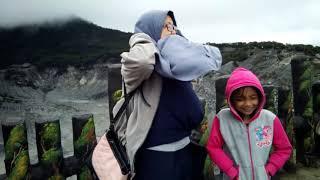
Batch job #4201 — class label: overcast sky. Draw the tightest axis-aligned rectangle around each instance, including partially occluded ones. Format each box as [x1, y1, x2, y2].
[1, 0, 320, 45]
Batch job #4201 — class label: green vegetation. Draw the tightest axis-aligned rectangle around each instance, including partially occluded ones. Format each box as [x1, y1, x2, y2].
[4, 124, 27, 161]
[112, 89, 123, 103]
[210, 41, 319, 55]
[74, 116, 96, 158]
[48, 174, 65, 180]
[303, 99, 313, 120]
[38, 122, 63, 177]
[282, 91, 296, 168]
[41, 148, 62, 166]
[4, 124, 29, 179]
[282, 91, 294, 141]
[222, 48, 248, 64]
[293, 60, 320, 167]
[198, 102, 209, 146]
[203, 156, 216, 180]
[304, 137, 312, 152]
[281, 91, 292, 113]
[209, 41, 320, 65]
[40, 122, 61, 148]
[73, 116, 96, 178]
[299, 65, 312, 94]
[298, 63, 313, 120]
[265, 88, 277, 113]
[7, 150, 29, 179]
[196, 100, 217, 178]
[78, 166, 93, 180]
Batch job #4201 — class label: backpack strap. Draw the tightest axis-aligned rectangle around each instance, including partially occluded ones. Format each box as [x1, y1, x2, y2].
[109, 79, 135, 131]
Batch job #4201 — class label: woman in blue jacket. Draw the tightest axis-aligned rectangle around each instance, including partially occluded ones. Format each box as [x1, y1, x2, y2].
[120, 10, 222, 180]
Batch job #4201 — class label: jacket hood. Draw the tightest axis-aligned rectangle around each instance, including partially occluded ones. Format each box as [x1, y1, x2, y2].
[225, 67, 266, 122]
[134, 10, 182, 43]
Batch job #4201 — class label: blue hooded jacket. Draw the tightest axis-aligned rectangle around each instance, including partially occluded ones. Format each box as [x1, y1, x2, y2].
[134, 10, 222, 81]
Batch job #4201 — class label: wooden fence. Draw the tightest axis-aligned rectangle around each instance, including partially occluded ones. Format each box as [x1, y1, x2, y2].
[0, 58, 319, 179]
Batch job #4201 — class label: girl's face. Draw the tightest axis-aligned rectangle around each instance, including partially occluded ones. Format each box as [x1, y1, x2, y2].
[231, 86, 259, 118]
[160, 16, 177, 39]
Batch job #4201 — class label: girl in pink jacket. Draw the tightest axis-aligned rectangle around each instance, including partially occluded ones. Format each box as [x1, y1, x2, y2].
[206, 67, 292, 180]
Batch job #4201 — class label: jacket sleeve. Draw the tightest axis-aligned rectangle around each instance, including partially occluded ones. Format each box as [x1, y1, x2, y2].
[120, 33, 158, 93]
[265, 117, 292, 176]
[206, 116, 238, 179]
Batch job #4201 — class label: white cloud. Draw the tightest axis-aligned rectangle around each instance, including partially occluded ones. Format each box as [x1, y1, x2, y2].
[0, 0, 319, 45]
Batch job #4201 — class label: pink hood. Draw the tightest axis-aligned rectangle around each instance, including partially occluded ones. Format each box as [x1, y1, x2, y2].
[225, 67, 266, 122]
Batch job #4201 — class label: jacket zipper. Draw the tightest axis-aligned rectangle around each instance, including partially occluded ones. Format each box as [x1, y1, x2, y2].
[246, 125, 255, 180]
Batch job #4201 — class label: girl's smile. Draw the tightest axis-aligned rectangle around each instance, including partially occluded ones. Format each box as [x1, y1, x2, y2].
[231, 86, 259, 120]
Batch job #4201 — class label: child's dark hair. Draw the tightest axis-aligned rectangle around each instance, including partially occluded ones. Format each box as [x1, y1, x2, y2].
[230, 86, 262, 104]
[230, 86, 262, 118]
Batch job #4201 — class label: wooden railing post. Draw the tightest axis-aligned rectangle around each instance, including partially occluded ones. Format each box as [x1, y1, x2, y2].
[107, 64, 122, 124]
[291, 57, 313, 164]
[312, 82, 320, 155]
[278, 88, 296, 170]
[311, 60, 320, 156]
[1, 120, 29, 179]
[263, 85, 278, 114]
[72, 114, 97, 179]
[215, 76, 228, 113]
[278, 89, 294, 143]
[0, 124, 5, 179]
[33, 120, 63, 179]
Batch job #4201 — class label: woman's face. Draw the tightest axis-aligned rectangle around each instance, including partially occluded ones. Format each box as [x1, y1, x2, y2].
[160, 16, 177, 39]
[231, 86, 259, 117]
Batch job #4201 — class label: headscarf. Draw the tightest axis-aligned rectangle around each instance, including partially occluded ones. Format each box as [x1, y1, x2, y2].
[134, 10, 222, 81]
[134, 10, 180, 43]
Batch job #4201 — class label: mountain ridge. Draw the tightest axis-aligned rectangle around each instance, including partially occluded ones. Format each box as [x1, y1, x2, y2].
[1, 16, 320, 70]
[0, 17, 132, 69]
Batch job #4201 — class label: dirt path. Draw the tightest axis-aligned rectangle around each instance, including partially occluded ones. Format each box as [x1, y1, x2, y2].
[278, 167, 320, 180]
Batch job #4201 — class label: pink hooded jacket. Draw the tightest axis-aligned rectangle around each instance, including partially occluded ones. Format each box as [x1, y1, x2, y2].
[206, 67, 292, 180]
